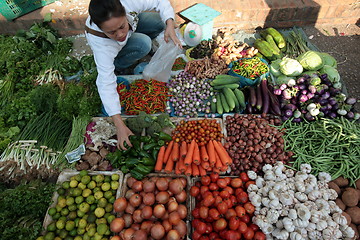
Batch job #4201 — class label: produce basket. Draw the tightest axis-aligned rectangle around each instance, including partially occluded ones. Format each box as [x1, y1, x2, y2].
[0, 0, 56, 21]
[120, 173, 192, 239]
[228, 57, 269, 88]
[42, 170, 124, 231]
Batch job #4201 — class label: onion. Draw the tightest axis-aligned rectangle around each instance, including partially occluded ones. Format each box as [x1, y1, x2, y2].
[169, 211, 181, 225]
[177, 204, 187, 219]
[125, 189, 135, 200]
[151, 223, 165, 239]
[113, 197, 127, 213]
[166, 229, 180, 240]
[140, 220, 153, 234]
[141, 205, 153, 219]
[156, 191, 170, 204]
[143, 180, 156, 193]
[133, 209, 143, 223]
[173, 220, 187, 237]
[161, 211, 169, 220]
[123, 228, 135, 240]
[175, 190, 187, 203]
[132, 229, 147, 240]
[156, 178, 169, 191]
[169, 179, 184, 195]
[153, 204, 166, 218]
[125, 203, 135, 214]
[129, 194, 142, 207]
[131, 223, 141, 230]
[132, 181, 143, 192]
[162, 219, 172, 232]
[167, 200, 179, 213]
[127, 177, 137, 188]
[123, 214, 133, 228]
[110, 217, 125, 233]
[178, 178, 187, 188]
[143, 192, 155, 206]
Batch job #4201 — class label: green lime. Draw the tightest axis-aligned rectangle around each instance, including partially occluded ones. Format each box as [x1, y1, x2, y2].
[111, 174, 119, 181]
[104, 176, 111, 182]
[94, 191, 103, 200]
[65, 220, 75, 231]
[83, 233, 90, 240]
[81, 175, 91, 185]
[106, 214, 115, 224]
[82, 189, 92, 198]
[57, 199, 67, 208]
[87, 227, 96, 237]
[74, 174, 82, 182]
[62, 181, 70, 189]
[61, 208, 69, 216]
[87, 181, 96, 189]
[78, 218, 87, 228]
[59, 229, 68, 238]
[69, 204, 77, 212]
[90, 204, 96, 212]
[86, 223, 96, 231]
[97, 223, 108, 235]
[70, 180, 78, 188]
[65, 236, 74, 240]
[48, 207, 57, 216]
[36, 237, 44, 240]
[94, 207, 105, 218]
[52, 212, 61, 220]
[77, 227, 85, 235]
[108, 196, 115, 204]
[79, 170, 88, 177]
[103, 191, 113, 199]
[47, 222, 57, 232]
[93, 187, 101, 193]
[75, 196, 84, 204]
[66, 197, 75, 206]
[97, 198, 107, 208]
[93, 232, 103, 240]
[104, 203, 113, 213]
[57, 188, 66, 196]
[77, 209, 86, 218]
[68, 211, 77, 220]
[101, 182, 111, 192]
[44, 232, 55, 240]
[74, 218, 80, 227]
[74, 236, 83, 240]
[96, 218, 107, 225]
[77, 182, 87, 190]
[71, 188, 82, 197]
[95, 175, 105, 183]
[110, 181, 119, 190]
[69, 228, 77, 237]
[86, 195, 95, 204]
[56, 219, 65, 230]
[87, 213, 97, 224]
[54, 237, 62, 240]
[105, 229, 111, 236]
[79, 202, 90, 213]
[59, 216, 67, 222]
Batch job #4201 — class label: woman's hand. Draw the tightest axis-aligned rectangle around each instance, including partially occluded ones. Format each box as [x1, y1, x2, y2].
[112, 114, 134, 150]
[164, 18, 182, 48]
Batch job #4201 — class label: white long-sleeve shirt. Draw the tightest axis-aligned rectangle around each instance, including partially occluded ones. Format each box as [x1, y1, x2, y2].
[85, 0, 175, 116]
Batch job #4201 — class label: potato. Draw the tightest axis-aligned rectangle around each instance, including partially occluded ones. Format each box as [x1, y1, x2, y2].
[346, 206, 360, 224]
[335, 198, 346, 211]
[328, 182, 341, 195]
[342, 212, 352, 225]
[356, 178, 360, 190]
[332, 177, 349, 188]
[350, 223, 359, 240]
[342, 188, 359, 207]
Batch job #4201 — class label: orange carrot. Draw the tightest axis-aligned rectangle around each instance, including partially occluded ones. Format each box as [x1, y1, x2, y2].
[184, 139, 196, 166]
[178, 157, 186, 173]
[221, 164, 229, 173]
[198, 165, 207, 176]
[213, 140, 231, 166]
[192, 163, 200, 177]
[201, 160, 210, 170]
[217, 141, 232, 163]
[155, 146, 165, 172]
[163, 140, 174, 164]
[164, 157, 174, 173]
[193, 141, 201, 165]
[215, 151, 223, 170]
[184, 164, 192, 176]
[200, 145, 209, 162]
[180, 141, 187, 159]
[171, 142, 179, 162]
[175, 161, 181, 174]
[207, 141, 216, 167]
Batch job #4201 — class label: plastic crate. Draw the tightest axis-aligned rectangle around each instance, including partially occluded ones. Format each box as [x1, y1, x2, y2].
[0, 0, 55, 21]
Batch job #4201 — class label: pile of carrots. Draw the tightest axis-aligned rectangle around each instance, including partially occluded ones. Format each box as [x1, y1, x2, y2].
[155, 139, 232, 176]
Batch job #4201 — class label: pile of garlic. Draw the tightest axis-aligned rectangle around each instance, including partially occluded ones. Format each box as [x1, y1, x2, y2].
[247, 162, 355, 240]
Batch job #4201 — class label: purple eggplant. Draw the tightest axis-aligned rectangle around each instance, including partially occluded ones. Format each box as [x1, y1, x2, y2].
[321, 91, 330, 99]
[302, 74, 310, 80]
[325, 103, 333, 110]
[292, 118, 303, 123]
[285, 103, 297, 111]
[318, 98, 328, 106]
[256, 85, 263, 110]
[261, 79, 270, 114]
[297, 77, 306, 84]
[282, 89, 293, 100]
[320, 73, 328, 80]
[284, 109, 294, 118]
[320, 106, 328, 112]
[308, 85, 317, 94]
[328, 98, 337, 105]
[346, 97, 357, 105]
[332, 103, 339, 111]
[299, 94, 309, 103]
[299, 84, 307, 90]
[346, 111, 355, 119]
[280, 84, 287, 91]
[274, 88, 282, 96]
[305, 112, 315, 121]
[328, 112, 337, 119]
[307, 93, 315, 99]
[281, 116, 289, 122]
[291, 98, 298, 105]
[249, 87, 257, 107]
[329, 87, 341, 96]
[301, 90, 308, 95]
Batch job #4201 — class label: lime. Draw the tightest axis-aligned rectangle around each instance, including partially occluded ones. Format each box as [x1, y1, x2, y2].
[68, 211, 77, 220]
[106, 214, 115, 224]
[59, 229, 68, 238]
[110, 181, 119, 190]
[64, 236, 74, 240]
[62, 181, 70, 189]
[81, 175, 91, 185]
[86, 223, 96, 230]
[83, 233, 90, 240]
[86, 195, 95, 204]
[108, 196, 115, 204]
[78, 182, 87, 190]
[57, 199, 67, 208]
[70, 180, 78, 188]
[95, 175, 105, 183]
[90, 204, 97, 212]
[79, 170, 88, 177]
[48, 207, 57, 216]
[87, 181, 96, 189]
[77, 227, 85, 235]
[104, 191, 113, 199]
[97, 198, 107, 208]
[61, 208, 69, 216]
[93, 187, 101, 193]
[56, 219, 65, 230]
[57, 188, 66, 196]
[94, 207, 105, 218]
[77, 209, 86, 218]
[66, 197, 75, 206]
[74, 174, 82, 182]
[65, 221, 75, 231]
[74, 236, 83, 240]
[54, 237, 62, 240]
[47, 222, 57, 232]
[72, 188, 82, 197]
[87, 214, 97, 224]
[97, 223, 108, 235]
[36, 237, 44, 240]
[44, 232, 55, 240]
[111, 174, 119, 181]
[74, 217, 80, 227]
[82, 189, 92, 198]
[94, 191, 104, 200]
[59, 216, 67, 222]
[52, 212, 61, 220]
[78, 218, 87, 228]
[96, 218, 107, 225]
[104, 176, 111, 182]
[105, 228, 111, 235]
[93, 232, 103, 240]
[101, 182, 111, 192]
[69, 228, 77, 236]
[75, 196, 84, 204]
[87, 227, 96, 237]
[105, 203, 113, 213]
[79, 202, 90, 213]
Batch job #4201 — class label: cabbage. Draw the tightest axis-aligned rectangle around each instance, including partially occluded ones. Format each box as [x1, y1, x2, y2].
[297, 51, 324, 71]
[279, 57, 303, 77]
[302, 70, 318, 76]
[319, 52, 337, 68]
[270, 59, 282, 77]
[319, 65, 340, 83]
[275, 74, 295, 86]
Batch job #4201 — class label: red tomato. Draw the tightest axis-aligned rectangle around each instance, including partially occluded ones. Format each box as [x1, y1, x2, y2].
[205, 216, 214, 223]
[223, 198, 233, 209]
[196, 194, 202, 202]
[192, 208, 201, 219]
[240, 214, 250, 224]
[200, 236, 210, 240]
[219, 190, 230, 199]
[203, 194, 215, 207]
[210, 172, 219, 183]
[237, 192, 249, 204]
[225, 208, 237, 220]
[217, 178, 228, 189]
[230, 195, 237, 206]
[212, 191, 220, 197]
[201, 176, 211, 186]
[238, 221, 247, 233]
[190, 186, 200, 197]
[243, 227, 255, 240]
[240, 172, 250, 182]
[214, 196, 223, 207]
[192, 230, 202, 240]
[229, 216, 240, 230]
[195, 181, 201, 188]
[235, 188, 244, 195]
[219, 229, 228, 239]
[202, 191, 213, 199]
[209, 183, 219, 191]
[192, 218, 201, 228]
[201, 186, 210, 196]
[217, 202, 228, 215]
[209, 208, 221, 220]
[223, 186, 234, 195]
[230, 178, 243, 188]
[225, 230, 241, 240]
[205, 223, 213, 234]
[213, 218, 227, 231]
[235, 206, 246, 217]
[248, 223, 259, 232]
[209, 232, 219, 240]
[254, 231, 266, 240]
[199, 206, 209, 219]
[245, 180, 256, 189]
[196, 221, 207, 234]
[244, 202, 255, 214]
[224, 177, 232, 185]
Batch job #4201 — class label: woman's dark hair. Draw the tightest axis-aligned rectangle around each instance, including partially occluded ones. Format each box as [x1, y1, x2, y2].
[89, 0, 126, 28]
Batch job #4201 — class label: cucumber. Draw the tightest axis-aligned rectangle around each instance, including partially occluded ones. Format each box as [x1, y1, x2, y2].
[215, 94, 223, 115]
[265, 34, 281, 54]
[220, 92, 230, 113]
[222, 88, 236, 110]
[254, 39, 276, 61]
[234, 89, 246, 110]
[213, 83, 240, 90]
[210, 75, 239, 86]
[265, 27, 286, 49]
[210, 96, 217, 113]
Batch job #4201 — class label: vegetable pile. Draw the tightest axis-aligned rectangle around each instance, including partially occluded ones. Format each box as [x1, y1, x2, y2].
[185, 55, 229, 79]
[111, 176, 188, 239]
[189, 39, 218, 59]
[248, 162, 355, 239]
[224, 114, 292, 174]
[230, 57, 269, 80]
[190, 173, 266, 240]
[119, 79, 169, 115]
[171, 57, 187, 71]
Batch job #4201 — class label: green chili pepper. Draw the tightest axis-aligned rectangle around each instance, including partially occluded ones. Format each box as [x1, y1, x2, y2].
[121, 165, 129, 174]
[138, 150, 151, 158]
[140, 135, 152, 143]
[134, 164, 154, 175]
[158, 132, 172, 141]
[130, 168, 144, 180]
[143, 142, 158, 151]
[152, 147, 160, 161]
[125, 157, 141, 168]
[141, 157, 155, 166]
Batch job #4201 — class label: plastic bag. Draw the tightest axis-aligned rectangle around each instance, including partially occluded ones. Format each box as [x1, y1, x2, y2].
[142, 41, 182, 82]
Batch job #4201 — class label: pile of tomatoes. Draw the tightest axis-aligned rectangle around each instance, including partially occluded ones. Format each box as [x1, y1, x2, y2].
[190, 172, 266, 240]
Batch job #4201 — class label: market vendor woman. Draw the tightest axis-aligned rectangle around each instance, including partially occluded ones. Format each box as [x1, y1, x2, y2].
[86, 0, 181, 150]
